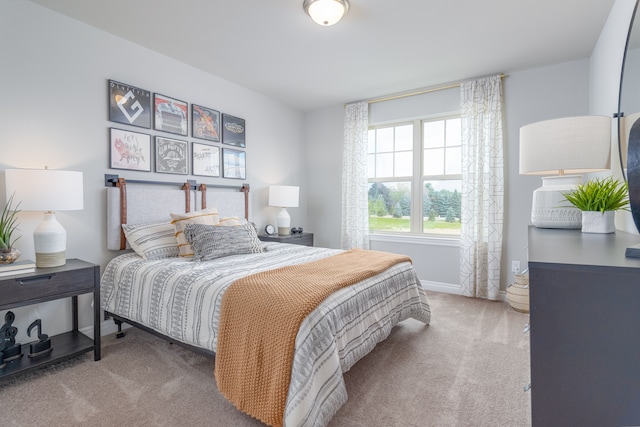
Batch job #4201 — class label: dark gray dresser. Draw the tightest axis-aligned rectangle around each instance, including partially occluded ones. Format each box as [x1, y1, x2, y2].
[528, 226, 640, 426]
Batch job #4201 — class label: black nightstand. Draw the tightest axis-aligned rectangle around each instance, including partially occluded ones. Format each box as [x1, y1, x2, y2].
[0, 259, 100, 381]
[259, 232, 314, 247]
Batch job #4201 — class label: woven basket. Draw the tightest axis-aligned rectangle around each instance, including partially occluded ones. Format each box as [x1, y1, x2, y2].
[507, 273, 529, 313]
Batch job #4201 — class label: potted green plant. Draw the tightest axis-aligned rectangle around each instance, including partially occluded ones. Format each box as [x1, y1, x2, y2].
[562, 177, 629, 233]
[0, 193, 21, 263]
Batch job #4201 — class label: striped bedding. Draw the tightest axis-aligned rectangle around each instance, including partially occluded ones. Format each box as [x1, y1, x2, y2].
[101, 242, 431, 427]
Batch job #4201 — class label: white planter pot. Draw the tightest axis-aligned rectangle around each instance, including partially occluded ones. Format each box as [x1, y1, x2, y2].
[581, 211, 616, 234]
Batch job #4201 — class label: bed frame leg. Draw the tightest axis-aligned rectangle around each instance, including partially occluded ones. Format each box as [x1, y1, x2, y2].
[115, 319, 126, 339]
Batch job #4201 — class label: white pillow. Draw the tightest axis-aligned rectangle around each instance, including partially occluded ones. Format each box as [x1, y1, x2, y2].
[122, 222, 179, 260]
[170, 208, 220, 258]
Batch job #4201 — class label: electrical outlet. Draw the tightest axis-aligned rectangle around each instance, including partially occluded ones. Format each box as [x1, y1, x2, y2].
[511, 260, 520, 274]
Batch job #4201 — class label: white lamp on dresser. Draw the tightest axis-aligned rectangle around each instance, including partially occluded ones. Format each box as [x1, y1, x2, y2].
[5, 168, 84, 267]
[519, 115, 612, 228]
[268, 185, 299, 236]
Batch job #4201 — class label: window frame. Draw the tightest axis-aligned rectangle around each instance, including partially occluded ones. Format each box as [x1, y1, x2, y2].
[368, 112, 462, 239]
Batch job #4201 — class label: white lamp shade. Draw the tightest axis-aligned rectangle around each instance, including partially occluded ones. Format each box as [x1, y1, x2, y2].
[5, 169, 84, 211]
[519, 115, 612, 176]
[269, 185, 299, 208]
[303, 0, 349, 26]
[5, 168, 83, 267]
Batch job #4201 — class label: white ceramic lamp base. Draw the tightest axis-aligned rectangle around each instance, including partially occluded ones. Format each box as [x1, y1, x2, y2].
[531, 175, 582, 229]
[277, 207, 291, 236]
[34, 212, 67, 268]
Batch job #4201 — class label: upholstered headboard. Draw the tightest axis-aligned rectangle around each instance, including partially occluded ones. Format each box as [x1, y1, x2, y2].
[105, 175, 249, 250]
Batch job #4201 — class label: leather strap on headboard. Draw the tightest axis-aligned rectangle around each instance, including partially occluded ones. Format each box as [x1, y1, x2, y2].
[116, 178, 128, 250]
[241, 184, 249, 220]
[182, 182, 192, 213]
[199, 183, 207, 209]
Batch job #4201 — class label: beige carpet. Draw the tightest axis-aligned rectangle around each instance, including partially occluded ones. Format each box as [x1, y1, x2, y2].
[0, 292, 531, 427]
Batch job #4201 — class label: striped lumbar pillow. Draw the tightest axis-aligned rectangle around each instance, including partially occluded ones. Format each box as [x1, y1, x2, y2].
[170, 208, 220, 258]
[122, 221, 179, 260]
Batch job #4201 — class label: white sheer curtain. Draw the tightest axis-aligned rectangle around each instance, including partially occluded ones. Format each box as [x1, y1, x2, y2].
[459, 75, 504, 300]
[341, 101, 370, 250]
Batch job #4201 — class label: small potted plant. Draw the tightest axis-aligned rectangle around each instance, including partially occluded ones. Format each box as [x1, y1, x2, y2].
[563, 176, 629, 233]
[0, 193, 21, 263]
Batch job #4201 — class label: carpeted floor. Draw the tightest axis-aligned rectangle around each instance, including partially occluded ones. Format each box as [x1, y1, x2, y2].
[0, 291, 531, 426]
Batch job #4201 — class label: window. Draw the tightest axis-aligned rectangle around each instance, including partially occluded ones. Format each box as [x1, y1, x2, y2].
[367, 116, 461, 237]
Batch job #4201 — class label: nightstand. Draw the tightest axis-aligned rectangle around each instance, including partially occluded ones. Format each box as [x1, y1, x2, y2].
[259, 232, 314, 247]
[0, 259, 100, 381]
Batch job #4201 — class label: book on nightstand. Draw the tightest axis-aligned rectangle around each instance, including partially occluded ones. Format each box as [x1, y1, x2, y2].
[0, 260, 36, 277]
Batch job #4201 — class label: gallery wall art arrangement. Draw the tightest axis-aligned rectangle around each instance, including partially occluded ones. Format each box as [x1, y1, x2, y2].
[107, 80, 246, 180]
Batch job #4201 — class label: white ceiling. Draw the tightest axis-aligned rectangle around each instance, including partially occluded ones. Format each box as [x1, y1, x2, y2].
[30, 0, 617, 111]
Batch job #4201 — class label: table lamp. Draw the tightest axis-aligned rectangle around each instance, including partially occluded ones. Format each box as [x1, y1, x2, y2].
[268, 185, 299, 235]
[519, 115, 611, 228]
[5, 168, 84, 267]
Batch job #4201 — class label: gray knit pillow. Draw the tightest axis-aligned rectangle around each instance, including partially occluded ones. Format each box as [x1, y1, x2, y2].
[183, 222, 265, 261]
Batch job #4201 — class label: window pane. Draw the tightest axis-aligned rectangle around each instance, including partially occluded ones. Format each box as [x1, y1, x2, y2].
[377, 128, 394, 152]
[394, 151, 412, 177]
[423, 121, 444, 149]
[368, 154, 375, 178]
[376, 153, 393, 177]
[446, 118, 461, 147]
[368, 129, 376, 154]
[424, 148, 444, 175]
[445, 147, 461, 175]
[369, 182, 412, 232]
[395, 125, 413, 151]
[422, 180, 461, 236]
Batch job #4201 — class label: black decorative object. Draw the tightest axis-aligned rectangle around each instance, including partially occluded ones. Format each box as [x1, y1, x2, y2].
[625, 119, 640, 258]
[27, 319, 52, 358]
[291, 227, 303, 234]
[628, 119, 640, 232]
[0, 322, 6, 369]
[0, 311, 22, 361]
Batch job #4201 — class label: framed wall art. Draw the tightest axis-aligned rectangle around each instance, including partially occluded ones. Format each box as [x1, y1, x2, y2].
[109, 128, 151, 172]
[154, 93, 188, 136]
[108, 80, 151, 129]
[222, 148, 246, 179]
[192, 142, 220, 177]
[192, 104, 220, 142]
[155, 137, 188, 174]
[222, 114, 246, 147]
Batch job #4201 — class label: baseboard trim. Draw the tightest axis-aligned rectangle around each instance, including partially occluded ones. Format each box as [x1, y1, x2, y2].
[421, 280, 506, 301]
[421, 280, 461, 295]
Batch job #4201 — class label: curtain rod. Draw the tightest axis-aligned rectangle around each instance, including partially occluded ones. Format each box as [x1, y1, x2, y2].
[348, 73, 505, 106]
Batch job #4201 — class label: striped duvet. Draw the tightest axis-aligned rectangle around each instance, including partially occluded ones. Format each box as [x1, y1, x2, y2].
[101, 242, 431, 427]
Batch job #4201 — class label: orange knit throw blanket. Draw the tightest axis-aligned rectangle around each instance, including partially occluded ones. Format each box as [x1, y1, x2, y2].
[214, 249, 412, 427]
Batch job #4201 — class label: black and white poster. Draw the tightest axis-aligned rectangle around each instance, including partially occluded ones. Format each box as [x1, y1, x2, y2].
[155, 137, 188, 174]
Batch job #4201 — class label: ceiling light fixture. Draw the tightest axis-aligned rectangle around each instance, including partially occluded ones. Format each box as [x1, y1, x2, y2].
[303, 0, 349, 26]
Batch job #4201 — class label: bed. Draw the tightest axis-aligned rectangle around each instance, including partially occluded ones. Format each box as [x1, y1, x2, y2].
[100, 176, 431, 427]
